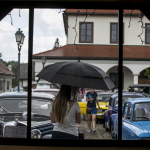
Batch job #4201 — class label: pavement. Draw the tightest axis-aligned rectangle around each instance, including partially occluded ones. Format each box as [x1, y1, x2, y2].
[77, 115, 113, 139]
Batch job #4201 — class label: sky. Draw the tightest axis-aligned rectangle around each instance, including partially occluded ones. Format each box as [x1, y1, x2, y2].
[0, 9, 66, 63]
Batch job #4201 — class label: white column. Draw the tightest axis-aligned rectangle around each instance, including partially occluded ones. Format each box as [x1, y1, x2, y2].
[133, 74, 139, 84]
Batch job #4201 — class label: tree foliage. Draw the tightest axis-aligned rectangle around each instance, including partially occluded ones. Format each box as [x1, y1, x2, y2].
[53, 38, 60, 49]
[144, 68, 150, 82]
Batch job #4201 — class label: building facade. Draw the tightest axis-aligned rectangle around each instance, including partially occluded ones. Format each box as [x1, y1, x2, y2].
[33, 9, 150, 90]
[0, 61, 15, 93]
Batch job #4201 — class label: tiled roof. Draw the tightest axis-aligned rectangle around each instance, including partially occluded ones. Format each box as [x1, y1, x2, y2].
[65, 9, 141, 14]
[20, 63, 35, 80]
[0, 60, 14, 76]
[33, 45, 150, 59]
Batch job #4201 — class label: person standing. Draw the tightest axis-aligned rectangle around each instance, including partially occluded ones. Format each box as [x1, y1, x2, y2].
[50, 85, 81, 139]
[86, 88, 100, 133]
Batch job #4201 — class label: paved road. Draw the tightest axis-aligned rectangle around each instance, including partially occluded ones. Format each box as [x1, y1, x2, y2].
[77, 115, 113, 139]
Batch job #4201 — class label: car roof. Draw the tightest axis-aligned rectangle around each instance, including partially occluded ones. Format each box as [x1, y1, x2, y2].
[97, 92, 115, 94]
[126, 98, 150, 104]
[129, 84, 150, 88]
[0, 92, 55, 100]
[111, 92, 144, 98]
[33, 89, 59, 92]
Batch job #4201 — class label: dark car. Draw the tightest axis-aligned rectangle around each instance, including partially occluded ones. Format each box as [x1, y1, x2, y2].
[128, 84, 150, 97]
[0, 92, 54, 139]
[103, 92, 145, 138]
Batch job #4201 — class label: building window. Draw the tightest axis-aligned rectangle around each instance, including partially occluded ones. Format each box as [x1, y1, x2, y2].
[7, 81, 9, 90]
[110, 23, 124, 44]
[145, 23, 150, 44]
[79, 22, 93, 43]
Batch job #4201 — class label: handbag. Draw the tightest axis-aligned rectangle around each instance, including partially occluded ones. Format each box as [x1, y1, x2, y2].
[86, 107, 92, 113]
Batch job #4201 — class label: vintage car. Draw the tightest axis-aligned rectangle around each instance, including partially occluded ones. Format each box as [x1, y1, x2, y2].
[0, 92, 54, 139]
[128, 84, 150, 97]
[33, 88, 59, 96]
[103, 92, 145, 138]
[78, 92, 114, 123]
[113, 98, 150, 140]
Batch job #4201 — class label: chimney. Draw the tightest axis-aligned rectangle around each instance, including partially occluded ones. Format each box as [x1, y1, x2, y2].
[7, 65, 12, 71]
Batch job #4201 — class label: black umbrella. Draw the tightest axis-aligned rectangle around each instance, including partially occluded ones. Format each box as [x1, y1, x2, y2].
[36, 61, 115, 90]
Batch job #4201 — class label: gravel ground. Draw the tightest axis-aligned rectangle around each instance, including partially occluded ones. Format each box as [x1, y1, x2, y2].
[77, 115, 113, 139]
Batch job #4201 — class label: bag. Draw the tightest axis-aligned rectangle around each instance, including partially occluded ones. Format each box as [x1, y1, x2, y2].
[86, 107, 92, 113]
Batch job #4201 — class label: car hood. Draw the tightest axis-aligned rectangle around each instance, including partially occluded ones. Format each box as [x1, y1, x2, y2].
[97, 102, 109, 109]
[137, 121, 150, 135]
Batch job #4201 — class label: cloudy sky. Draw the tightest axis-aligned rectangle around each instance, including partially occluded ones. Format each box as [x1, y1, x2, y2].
[0, 9, 66, 63]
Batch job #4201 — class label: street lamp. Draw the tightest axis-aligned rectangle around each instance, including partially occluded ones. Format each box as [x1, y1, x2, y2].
[41, 56, 46, 69]
[15, 28, 25, 92]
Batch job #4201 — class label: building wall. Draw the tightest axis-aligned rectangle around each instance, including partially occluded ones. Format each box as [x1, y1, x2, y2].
[67, 15, 150, 45]
[0, 78, 12, 93]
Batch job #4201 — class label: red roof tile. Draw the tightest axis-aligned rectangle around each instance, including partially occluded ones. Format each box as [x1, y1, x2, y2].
[33, 45, 150, 59]
[65, 9, 141, 14]
[0, 60, 15, 76]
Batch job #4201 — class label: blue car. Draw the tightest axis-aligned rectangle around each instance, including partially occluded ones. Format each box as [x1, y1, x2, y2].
[103, 92, 145, 139]
[113, 98, 150, 140]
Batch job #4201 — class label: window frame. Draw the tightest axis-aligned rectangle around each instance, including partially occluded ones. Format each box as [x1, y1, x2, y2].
[110, 22, 124, 44]
[79, 22, 94, 43]
[145, 23, 150, 44]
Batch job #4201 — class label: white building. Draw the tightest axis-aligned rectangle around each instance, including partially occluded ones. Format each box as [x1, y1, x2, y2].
[0, 61, 15, 93]
[33, 9, 150, 90]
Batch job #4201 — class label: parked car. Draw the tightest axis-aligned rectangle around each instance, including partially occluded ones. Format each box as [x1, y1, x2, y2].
[33, 88, 59, 96]
[103, 92, 145, 138]
[13, 86, 24, 92]
[84, 88, 104, 94]
[128, 84, 150, 97]
[113, 98, 150, 140]
[78, 92, 115, 123]
[0, 92, 54, 139]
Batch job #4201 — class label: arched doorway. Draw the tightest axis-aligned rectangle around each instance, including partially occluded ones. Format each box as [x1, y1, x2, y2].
[138, 68, 150, 84]
[106, 65, 133, 90]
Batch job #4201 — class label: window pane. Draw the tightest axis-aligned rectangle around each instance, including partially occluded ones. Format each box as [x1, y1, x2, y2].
[112, 35, 117, 42]
[87, 24, 92, 29]
[112, 24, 117, 31]
[147, 30, 150, 36]
[87, 36, 92, 41]
[81, 36, 86, 41]
[87, 30, 92, 35]
[112, 30, 116, 35]
[147, 25, 150, 30]
[147, 37, 150, 43]
[81, 30, 86, 35]
[81, 24, 86, 29]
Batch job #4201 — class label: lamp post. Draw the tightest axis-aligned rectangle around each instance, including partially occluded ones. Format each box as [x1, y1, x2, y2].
[41, 56, 46, 69]
[15, 28, 25, 92]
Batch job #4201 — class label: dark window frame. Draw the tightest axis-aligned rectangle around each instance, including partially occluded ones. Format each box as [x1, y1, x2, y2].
[110, 22, 124, 44]
[79, 22, 94, 43]
[145, 23, 150, 44]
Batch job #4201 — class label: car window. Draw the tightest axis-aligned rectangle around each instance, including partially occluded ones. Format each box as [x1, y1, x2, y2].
[126, 103, 132, 121]
[123, 102, 128, 119]
[98, 94, 113, 102]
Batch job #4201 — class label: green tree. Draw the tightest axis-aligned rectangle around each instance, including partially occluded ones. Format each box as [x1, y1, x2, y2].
[53, 38, 60, 49]
[144, 68, 150, 83]
[0, 53, 2, 58]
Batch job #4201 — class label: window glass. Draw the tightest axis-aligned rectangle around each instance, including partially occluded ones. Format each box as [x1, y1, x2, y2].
[81, 30, 86, 35]
[81, 36, 86, 41]
[87, 24, 92, 29]
[123, 102, 128, 119]
[87, 30, 92, 35]
[87, 36, 91, 41]
[81, 24, 86, 29]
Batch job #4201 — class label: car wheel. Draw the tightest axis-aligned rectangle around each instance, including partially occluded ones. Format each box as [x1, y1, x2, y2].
[96, 118, 99, 124]
[105, 122, 109, 132]
[111, 126, 115, 139]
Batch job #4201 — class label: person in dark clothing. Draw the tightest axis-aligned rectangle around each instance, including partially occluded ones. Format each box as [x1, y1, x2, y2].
[86, 88, 100, 133]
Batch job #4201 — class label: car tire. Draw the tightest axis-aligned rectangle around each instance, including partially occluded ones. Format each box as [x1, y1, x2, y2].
[105, 122, 109, 132]
[111, 126, 115, 139]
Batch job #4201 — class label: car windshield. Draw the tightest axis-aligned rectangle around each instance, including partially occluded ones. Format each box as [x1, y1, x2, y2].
[0, 99, 52, 116]
[115, 95, 143, 107]
[36, 84, 50, 89]
[98, 94, 114, 102]
[133, 102, 150, 121]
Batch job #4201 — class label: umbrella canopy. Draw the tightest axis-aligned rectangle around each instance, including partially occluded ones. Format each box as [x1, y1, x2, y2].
[36, 61, 115, 90]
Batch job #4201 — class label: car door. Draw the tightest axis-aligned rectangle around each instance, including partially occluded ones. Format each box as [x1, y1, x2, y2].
[122, 102, 136, 140]
[108, 97, 114, 128]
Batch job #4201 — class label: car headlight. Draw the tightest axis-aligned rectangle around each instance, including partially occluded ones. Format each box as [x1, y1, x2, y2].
[42, 134, 52, 139]
[98, 109, 102, 112]
[31, 129, 41, 139]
